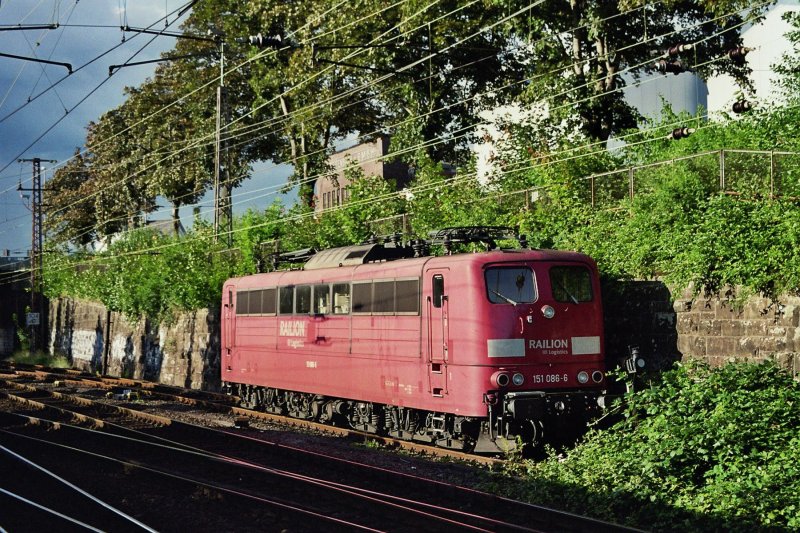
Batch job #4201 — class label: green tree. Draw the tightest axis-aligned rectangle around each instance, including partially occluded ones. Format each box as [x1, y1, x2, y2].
[126, 64, 212, 235]
[86, 105, 156, 242]
[43, 149, 97, 247]
[775, 9, 800, 101]
[506, 0, 772, 142]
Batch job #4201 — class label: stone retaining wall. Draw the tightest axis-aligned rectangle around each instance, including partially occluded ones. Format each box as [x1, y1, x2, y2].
[603, 281, 800, 376]
[48, 284, 800, 390]
[48, 298, 220, 390]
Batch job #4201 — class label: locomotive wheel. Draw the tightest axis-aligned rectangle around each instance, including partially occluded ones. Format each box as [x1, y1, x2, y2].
[519, 419, 544, 448]
[286, 391, 314, 419]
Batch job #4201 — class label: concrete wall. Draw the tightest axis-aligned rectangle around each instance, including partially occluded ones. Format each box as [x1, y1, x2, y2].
[48, 284, 800, 391]
[48, 298, 220, 391]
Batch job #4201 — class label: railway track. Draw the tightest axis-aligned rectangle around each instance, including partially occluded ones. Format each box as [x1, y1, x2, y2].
[0, 364, 639, 532]
[2, 363, 500, 465]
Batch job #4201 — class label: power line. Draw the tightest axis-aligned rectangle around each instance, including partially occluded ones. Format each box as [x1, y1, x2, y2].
[0, 0, 776, 254]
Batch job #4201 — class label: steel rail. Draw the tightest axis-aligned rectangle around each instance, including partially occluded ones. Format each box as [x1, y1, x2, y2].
[1, 385, 634, 532]
[0, 408, 508, 531]
[0, 487, 104, 532]
[2, 365, 500, 464]
[1, 416, 506, 531]
[0, 429, 379, 533]
[0, 444, 157, 531]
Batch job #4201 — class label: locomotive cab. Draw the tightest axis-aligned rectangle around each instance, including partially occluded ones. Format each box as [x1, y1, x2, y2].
[470, 255, 607, 453]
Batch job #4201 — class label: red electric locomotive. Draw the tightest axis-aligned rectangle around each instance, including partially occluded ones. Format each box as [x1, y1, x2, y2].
[221, 227, 607, 453]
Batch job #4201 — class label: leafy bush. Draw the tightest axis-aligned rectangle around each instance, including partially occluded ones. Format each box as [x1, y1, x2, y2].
[498, 362, 800, 531]
[43, 225, 233, 322]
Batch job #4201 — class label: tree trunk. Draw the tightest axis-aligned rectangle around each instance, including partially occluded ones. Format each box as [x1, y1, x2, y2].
[172, 203, 181, 236]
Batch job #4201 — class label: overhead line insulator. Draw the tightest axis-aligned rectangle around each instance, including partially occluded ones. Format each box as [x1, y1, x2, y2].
[666, 43, 693, 56]
[656, 59, 686, 75]
[728, 46, 752, 64]
[668, 127, 695, 140]
[732, 99, 752, 113]
[248, 33, 283, 49]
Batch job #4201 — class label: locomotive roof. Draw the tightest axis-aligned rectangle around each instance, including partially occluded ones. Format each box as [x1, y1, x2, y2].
[303, 243, 410, 270]
[227, 247, 598, 289]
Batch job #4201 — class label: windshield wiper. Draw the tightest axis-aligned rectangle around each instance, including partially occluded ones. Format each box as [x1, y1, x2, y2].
[489, 288, 518, 306]
[554, 280, 579, 304]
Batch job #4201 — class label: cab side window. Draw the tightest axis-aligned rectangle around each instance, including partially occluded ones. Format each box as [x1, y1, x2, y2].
[333, 284, 351, 314]
[432, 275, 445, 308]
[313, 284, 330, 314]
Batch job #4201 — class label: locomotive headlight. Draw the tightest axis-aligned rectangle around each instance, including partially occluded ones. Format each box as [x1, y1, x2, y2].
[541, 305, 555, 319]
[512, 373, 525, 386]
[491, 371, 510, 388]
[577, 371, 589, 384]
[592, 370, 604, 383]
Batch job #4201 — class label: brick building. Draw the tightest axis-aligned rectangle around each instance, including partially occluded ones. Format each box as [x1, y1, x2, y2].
[314, 136, 409, 214]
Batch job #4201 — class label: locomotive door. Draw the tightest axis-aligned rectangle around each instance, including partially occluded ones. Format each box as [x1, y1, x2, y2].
[223, 287, 234, 354]
[425, 268, 449, 396]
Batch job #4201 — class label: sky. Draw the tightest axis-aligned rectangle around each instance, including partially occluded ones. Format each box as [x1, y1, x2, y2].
[0, 0, 293, 257]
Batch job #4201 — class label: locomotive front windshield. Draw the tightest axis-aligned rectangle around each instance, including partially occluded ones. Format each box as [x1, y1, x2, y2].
[550, 266, 593, 303]
[485, 267, 536, 304]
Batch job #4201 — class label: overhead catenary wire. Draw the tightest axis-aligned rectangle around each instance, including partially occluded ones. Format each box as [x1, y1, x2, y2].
[0, 1, 776, 274]
[0, 0, 454, 215]
[5, 95, 793, 288]
[25, 0, 80, 105]
[0, 0, 760, 254]
[57, 3, 759, 244]
[3, 0, 761, 250]
[0, 0, 198, 138]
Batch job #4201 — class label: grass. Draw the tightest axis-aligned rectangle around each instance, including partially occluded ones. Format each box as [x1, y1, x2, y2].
[5, 351, 71, 368]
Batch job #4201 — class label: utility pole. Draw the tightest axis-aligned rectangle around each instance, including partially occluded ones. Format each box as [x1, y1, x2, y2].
[212, 33, 232, 247]
[18, 157, 56, 355]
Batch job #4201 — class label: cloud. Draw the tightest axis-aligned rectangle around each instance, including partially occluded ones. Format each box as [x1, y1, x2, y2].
[0, 1, 189, 252]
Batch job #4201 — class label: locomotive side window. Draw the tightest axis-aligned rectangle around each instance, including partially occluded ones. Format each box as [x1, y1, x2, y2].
[246, 290, 262, 315]
[373, 281, 394, 313]
[296, 285, 312, 314]
[236, 290, 249, 314]
[279, 287, 294, 315]
[351, 278, 421, 314]
[550, 266, 593, 303]
[262, 288, 277, 315]
[235, 288, 278, 315]
[485, 267, 536, 304]
[432, 275, 445, 308]
[395, 279, 420, 314]
[313, 284, 330, 314]
[352, 282, 372, 313]
[333, 284, 351, 314]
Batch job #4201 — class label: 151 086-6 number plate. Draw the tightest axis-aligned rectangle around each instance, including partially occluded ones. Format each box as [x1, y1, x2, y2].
[530, 373, 569, 384]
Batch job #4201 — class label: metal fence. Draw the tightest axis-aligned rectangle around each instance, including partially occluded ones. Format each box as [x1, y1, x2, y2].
[364, 149, 800, 235]
[577, 149, 800, 208]
[471, 149, 800, 211]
